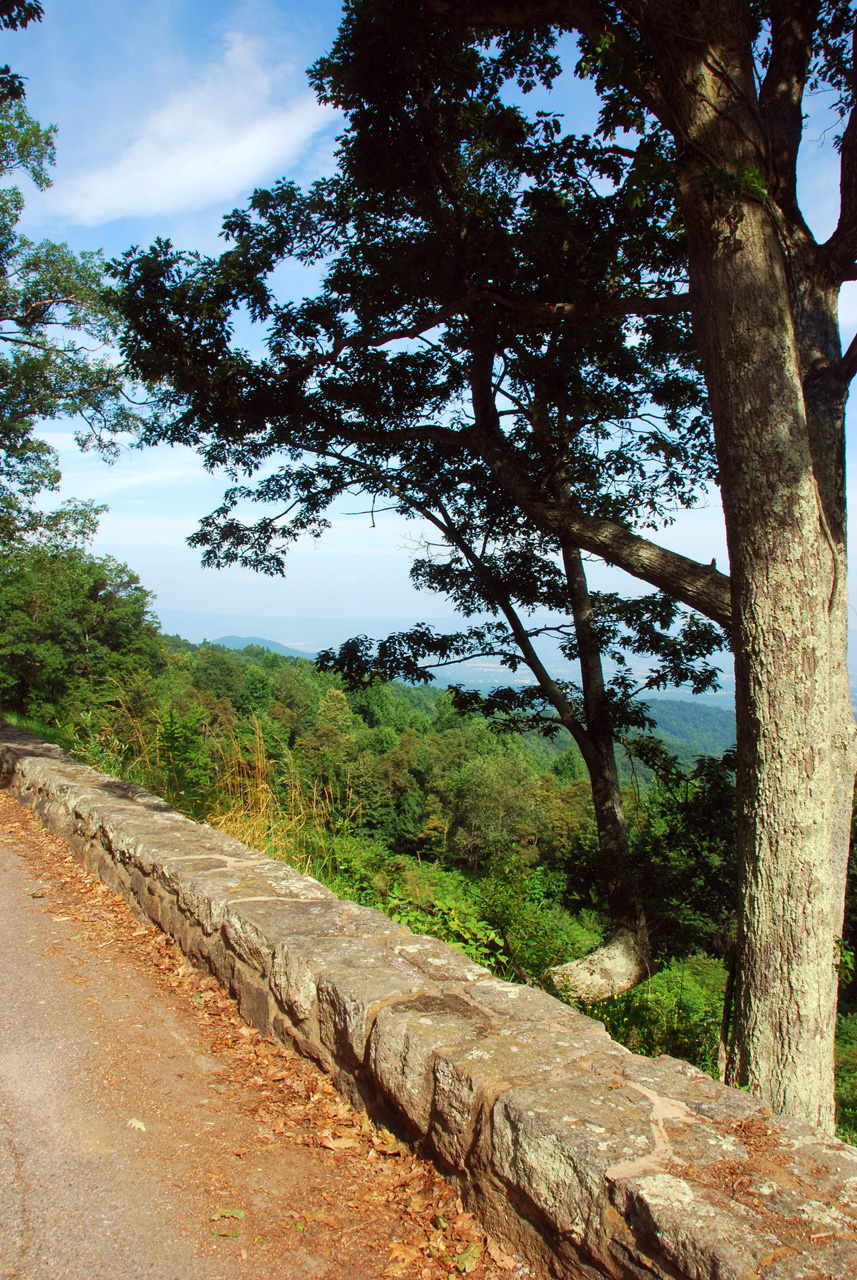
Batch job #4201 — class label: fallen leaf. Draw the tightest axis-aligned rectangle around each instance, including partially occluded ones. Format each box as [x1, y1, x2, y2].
[388, 1242, 421, 1264]
[211, 1208, 245, 1220]
[487, 1238, 518, 1270]
[374, 1127, 406, 1156]
[321, 1135, 358, 1150]
[452, 1212, 480, 1240]
[127, 1117, 146, 1132]
[454, 1241, 482, 1273]
[428, 1233, 449, 1261]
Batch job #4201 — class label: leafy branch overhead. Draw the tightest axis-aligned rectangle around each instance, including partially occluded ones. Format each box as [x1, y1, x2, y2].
[0, 96, 155, 544]
[0, 1, 43, 104]
[111, 0, 732, 626]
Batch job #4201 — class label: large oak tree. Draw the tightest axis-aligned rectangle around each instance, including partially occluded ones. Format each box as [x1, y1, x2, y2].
[112, 0, 854, 1128]
[426, 0, 857, 1131]
[113, 5, 723, 985]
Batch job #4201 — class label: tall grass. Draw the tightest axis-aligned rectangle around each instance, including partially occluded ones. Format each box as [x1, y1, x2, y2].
[205, 718, 358, 879]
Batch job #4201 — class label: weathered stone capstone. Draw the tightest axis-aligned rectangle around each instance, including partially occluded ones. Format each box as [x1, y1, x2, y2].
[2, 723, 856, 1280]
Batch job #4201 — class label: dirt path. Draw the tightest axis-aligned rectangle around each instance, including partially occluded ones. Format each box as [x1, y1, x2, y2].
[0, 788, 523, 1280]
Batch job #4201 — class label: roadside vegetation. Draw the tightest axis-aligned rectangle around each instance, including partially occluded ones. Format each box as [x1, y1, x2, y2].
[4, 539, 857, 1139]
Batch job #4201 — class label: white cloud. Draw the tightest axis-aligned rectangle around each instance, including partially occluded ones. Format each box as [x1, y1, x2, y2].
[41, 31, 338, 225]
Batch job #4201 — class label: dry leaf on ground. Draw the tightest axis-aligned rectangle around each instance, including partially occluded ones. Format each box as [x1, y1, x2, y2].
[487, 1238, 518, 1270]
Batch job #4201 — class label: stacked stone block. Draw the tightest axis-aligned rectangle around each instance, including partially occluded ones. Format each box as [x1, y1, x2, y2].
[2, 724, 856, 1280]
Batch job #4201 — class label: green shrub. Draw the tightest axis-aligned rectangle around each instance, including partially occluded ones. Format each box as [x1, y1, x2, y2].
[581, 955, 727, 1076]
[480, 850, 604, 980]
[836, 1012, 857, 1143]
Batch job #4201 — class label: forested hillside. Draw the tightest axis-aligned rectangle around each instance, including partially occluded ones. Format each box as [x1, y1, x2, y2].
[4, 535, 857, 1137]
[0, 537, 735, 978]
[647, 701, 735, 763]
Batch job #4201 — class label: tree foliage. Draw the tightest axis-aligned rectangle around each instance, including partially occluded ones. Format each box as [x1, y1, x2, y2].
[112, 3, 725, 623]
[0, 537, 165, 724]
[0, 1, 42, 105]
[110, 0, 732, 988]
[110, 0, 857, 1124]
[0, 94, 152, 541]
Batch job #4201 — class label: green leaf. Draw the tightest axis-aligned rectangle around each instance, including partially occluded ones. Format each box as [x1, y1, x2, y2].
[455, 1242, 482, 1273]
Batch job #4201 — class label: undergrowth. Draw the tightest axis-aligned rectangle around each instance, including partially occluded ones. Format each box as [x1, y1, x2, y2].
[6, 703, 857, 1142]
[581, 955, 727, 1078]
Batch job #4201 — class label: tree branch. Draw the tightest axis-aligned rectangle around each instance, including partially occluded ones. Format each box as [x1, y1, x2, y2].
[467, 341, 733, 627]
[836, 327, 857, 386]
[280, 288, 691, 380]
[758, 1, 818, 223]
[425, 0, 672, 126]
[0, 295, 79, 325]
[824, 26, 857, 279]
[411, 499, 592, 754]
[426, 0, 584, 25]
[477, 288, 691, 321]
[0, 333, 50, 347]
[529, 495, 732, 627]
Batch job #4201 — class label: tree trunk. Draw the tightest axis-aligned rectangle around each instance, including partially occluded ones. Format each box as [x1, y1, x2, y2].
[549, 545, 651, 1001]
[678, 93, 856, 1128]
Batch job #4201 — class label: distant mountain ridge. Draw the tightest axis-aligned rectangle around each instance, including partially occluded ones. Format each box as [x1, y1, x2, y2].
[213, 635, 316, 660]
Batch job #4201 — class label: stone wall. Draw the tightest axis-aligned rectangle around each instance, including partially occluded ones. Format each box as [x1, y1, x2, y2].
[2, 722, 857, 1280]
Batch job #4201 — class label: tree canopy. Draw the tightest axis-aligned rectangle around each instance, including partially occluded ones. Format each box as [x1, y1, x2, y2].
[111, 0, 733, 998]
[0, 87, 152, 542]
[115, 10, 728, 619]
[111, 0, 857, 1129]
[0, 1, 42, 105]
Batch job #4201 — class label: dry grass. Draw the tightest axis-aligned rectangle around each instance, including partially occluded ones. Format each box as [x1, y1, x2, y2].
[206, 718, 360, 882]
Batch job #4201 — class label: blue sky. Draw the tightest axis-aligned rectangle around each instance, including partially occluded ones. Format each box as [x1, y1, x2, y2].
[6, 2, 854, 677]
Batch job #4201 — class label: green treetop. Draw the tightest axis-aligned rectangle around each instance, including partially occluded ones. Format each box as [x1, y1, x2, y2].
[0, 95, 153, 544]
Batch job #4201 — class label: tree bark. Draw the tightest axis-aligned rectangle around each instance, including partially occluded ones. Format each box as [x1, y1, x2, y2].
[562, 544, 642, 937]
[702, 226, 854, 1128]
[468, 344, 652, 994]
[668, 17, 857, 1130]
